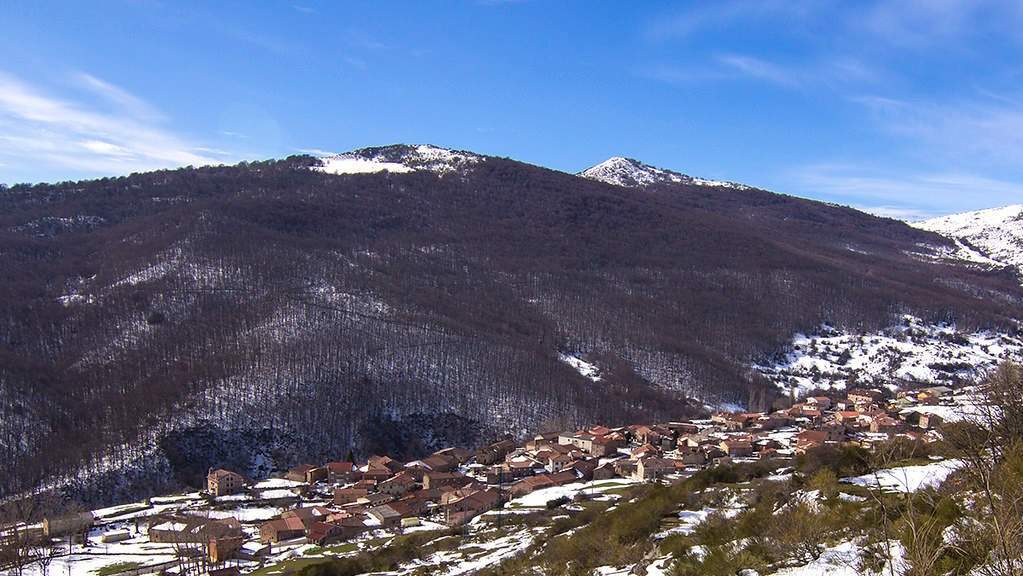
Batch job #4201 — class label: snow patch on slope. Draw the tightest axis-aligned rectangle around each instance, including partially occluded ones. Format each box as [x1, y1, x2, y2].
[313, 144, 481, 176]
[913, 204, 1023, 271]
[317, 156, 412, 175]
[579, 156, 749, 190]
[843, 459, 963, 493]
[559, 353, 602, 382]
[756, 315, 1023, 395]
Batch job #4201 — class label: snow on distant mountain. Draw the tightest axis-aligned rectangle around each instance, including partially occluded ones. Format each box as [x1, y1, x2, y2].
[913, 204, 1023, 271]
[315, 144, 482, 176]
[579, 156, 749, 189]
[756, 315, 1023, 396]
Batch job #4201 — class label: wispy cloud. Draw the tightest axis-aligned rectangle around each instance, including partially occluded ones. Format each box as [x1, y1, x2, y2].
[858, 0, 1023, 49]
[343, 55, 369, 70]
[636, 64, 727, 85]
[792, 163, 1023, 218]
[74, 72, 163, 121]
[0, 71, 234, 182]
[645, 1, 820, 41]
[474, 0, 530, 5]
[716, 54, 802, 87]
[296, 147, 335, 157]
[855, 92, 1023, 166]
[642, 54, 878, 91]
[856, 205, 942, 222]
[647, 0, 1023, 48]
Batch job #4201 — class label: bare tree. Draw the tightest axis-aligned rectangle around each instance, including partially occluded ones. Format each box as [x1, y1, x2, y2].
[942, 361, 1023, 576]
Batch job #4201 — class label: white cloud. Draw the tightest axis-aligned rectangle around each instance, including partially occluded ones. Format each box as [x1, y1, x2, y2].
[0, 71, 233, 182]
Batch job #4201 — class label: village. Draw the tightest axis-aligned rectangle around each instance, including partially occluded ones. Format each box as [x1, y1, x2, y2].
[19, 383, 965, 576]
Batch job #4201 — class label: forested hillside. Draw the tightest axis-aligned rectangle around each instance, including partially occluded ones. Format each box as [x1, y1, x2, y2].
[1, 147, 1020, 504]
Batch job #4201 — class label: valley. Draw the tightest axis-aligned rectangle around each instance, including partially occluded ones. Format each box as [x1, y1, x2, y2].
[1, 146, 1021, 509]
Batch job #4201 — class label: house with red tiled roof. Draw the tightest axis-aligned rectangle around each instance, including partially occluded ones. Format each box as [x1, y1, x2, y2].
[719, 439, 753, 458]
[285, 464, 324, 483]
[379, 471, 416, 496]
[444, 488, 502, 526]
[795, 430, 829, 453]
[334, 487, 368, 506]
[325, 461, 356, 484]
[508, 474, 556, 497]
[207, 469, 246, 497]
[423, 471, 471, 491]
[259, 515, 305, 544]
[636, 457, 675, 480]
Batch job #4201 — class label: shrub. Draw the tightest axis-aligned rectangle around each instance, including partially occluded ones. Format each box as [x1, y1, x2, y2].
[806, 468, 839, 500]
[546, 495, 570, 509]
[795, 444, 871, 477]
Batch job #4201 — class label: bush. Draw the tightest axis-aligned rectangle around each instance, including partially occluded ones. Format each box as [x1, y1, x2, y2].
[796, 444, 871, 477]
[767, 503, 838, 563]
[670, 546, 769, 576]
[806, 468, 839, 500]
[294, 530, 453, 576]
[546, 496, 570, 509]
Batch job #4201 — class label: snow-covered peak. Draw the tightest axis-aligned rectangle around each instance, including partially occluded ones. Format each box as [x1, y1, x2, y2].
[579, 156, 750, 189]
[579, 157, 684, 187]
[313, 144, 482, 176]
[913, 204, 1023, 270]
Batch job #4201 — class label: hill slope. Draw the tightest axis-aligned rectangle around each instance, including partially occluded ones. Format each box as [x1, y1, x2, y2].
[1, 146, 1020, 503]
[914, 204, 1023, 272]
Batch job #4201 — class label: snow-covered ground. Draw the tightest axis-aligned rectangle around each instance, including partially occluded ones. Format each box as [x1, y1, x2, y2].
[898, 386, 988, 423]
[403, 527, 541, 576]
[756, 315, 1023, 394]
[206, 506, 281, 522]
[843, 459, 963, 493]
[767, 540, 870, 576]
[316, 155, 413, 175]
[313, 144, 481, 176]
[914, 204, 1023, 272]
[507, 479, 638, 508]
[558, 353, 602, 382]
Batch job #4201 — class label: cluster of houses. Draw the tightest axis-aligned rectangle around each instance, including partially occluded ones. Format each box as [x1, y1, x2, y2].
[39, 384, 959, 572]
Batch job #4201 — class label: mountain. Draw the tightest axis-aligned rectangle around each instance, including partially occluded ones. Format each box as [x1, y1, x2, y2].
[579, 156, 749, 189]
[1, 145, 1021, 504]
[914, 204, 1023, 272]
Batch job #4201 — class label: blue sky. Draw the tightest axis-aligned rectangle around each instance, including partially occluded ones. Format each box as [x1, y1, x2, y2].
[2, 0, 1023, 219]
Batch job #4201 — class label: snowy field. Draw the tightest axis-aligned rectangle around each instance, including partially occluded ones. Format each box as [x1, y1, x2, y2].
[843, 459, 963, 493]
[506, 479, 639, 508]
